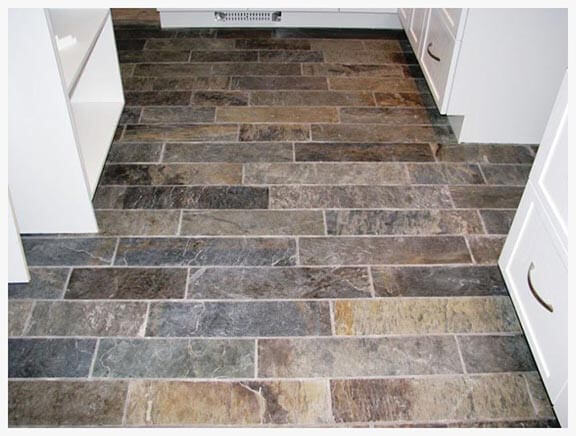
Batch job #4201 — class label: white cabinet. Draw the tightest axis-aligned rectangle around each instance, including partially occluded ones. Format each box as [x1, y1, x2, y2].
[8, 191, 29, 284]
[499, 72, 568, 427]
[8, 9, 124, 234]
[405, 9, 428, 57]
[400, 8, 567, 144]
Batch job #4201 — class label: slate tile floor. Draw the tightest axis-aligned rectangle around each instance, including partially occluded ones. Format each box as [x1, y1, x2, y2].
[8, 18, 558, 427]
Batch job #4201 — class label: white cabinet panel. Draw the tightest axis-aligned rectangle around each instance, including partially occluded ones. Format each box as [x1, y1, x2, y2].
[407, 9, 428, 56]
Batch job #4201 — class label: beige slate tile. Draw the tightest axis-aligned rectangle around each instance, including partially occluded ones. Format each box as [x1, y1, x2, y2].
[468, 236, 506, 264]
[523, 372, 556, 418]
[333, 296, 520, 335]
[311, 124, 452, 143]
[217, 107, 338, 123]
[125, 380, 332, 425]
[8, 301, 34, 337]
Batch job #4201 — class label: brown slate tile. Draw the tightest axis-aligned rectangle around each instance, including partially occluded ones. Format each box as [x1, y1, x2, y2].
[95, 210, 180, 235]
[323, 49, 417, 65]
[163, 142, 293, 162]
[311, 124, 453, 143]
[192, 91, 249, 106]
[236, 38, 312, 49]
[151, 76, 230, 90]
[189, 50, 258, 62]
[295, 142, 435, 162]
[9, 381, 128, 426]
[123, 124, 238, 142]
[139, 107, 215, 123]
[217, 107, 337, 123]
[299, 236, 471, 265]
[211, 62, 302, 76]
[125, 380, 332, 425]
[480, 164, 531, 185]
[145, 38, 235, 50]
[458, 335, 537, 373]
[407, 163, 484, 184]
[479, 210, 517, 234]
[107, 142, 163, 163]
[118, 50, 190, 62]
[329, 77, 421, 91]
[250, 90, 375, 106]
[230, 76, 328, 90]
[302, 63, 405, 77]
[239, 124, 310, 141]
[340, 108, 447, 125]
[436, 144, 535, 164]
[450, 186, 524, 209]
[124, 91, 191, 106]
[467, 236, 506, 264]
[259, 50, 324, 63]
[122, 77, 154, 91]
[133, 63, 213, 77]
[374, 92, 436, 107]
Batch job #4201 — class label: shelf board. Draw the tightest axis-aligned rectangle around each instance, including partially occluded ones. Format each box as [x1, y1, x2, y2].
[48, 9, 109, 94]
[71, 100, 123, 196]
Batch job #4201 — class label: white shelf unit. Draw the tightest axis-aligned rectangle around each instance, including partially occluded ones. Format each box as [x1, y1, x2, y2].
[9, 9, 124, 235]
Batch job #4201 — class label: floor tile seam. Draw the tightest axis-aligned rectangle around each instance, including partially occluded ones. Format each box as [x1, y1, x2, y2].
[94, 182, 527, 187]
[110, 238, 121, 266]
[60, 268, 73, 298]
[139, 302, 151, 338]
[87, 338, 101, 377]
[464, 236, 478, 265]
[100, 161, 533, 168]
[20, 301, 37, 336]
[521, 372, 540, 417]
[454, 335, 468, 375]
[121, 381, 133, 426]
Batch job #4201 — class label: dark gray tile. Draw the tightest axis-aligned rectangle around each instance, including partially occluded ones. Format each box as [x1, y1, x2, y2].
[9, 381, 128, 426]
[217, 107, 337, 123]
[163, 142, 293, 162]
[9, 338, 96, 378]
[481, 164, 531, 185]
[372, 266, 507, 297]
[189, 50, 258, 62]
[239, 124, 310, 142]
[311, 124, 454, 143]
[122, 77, 154, 91]
[124, 91, 191, 106]
[458, 335, 537, 373]
[467, 236, 506, 264]
[259, 50, 323, 62]
[299, 236, 472, 265]
[191, 91, 249, 106]
[151, 76, 230, 91]
[340, 108, 447, 125]
[95, 210, 180, 236]
[93, 338, 254, 378]
[114, 237, 296, 266]
[133, 63, 213, 77]
[374, 92, 436, 107]
[270, 186, 451, 209]
[107, 142, 163, 163]
[230, 76, 327, 90]
[210, 62, 302, 76]
[146, 301, 331, 337]
[302, 63, 404, 77]
[93, 186, 268, 209]
[323, 50, 417, 65]
[22, 238, 116, 266]
[295, 142, 434, 162]
[450, 186, 524, 209]
[116, 39, 146, 50]
[187, 267, 372, 299]
[66, 268, 187, 299]
[119, 106, 142, 124]
[118, 50, 190, 62]
[436, 144, 535, 164]
[146, 38, 235, 50]
[139, 107, 215, 123]
[480, 210, 517, 234]
[25, 301, 148, 336]
[328, 77, 422, 91]
[123, 124, 238, 142]
[407, 163, 484, 184]
[236, 39, 311, 49]
[259, 336, 463, 378]
[8, 268, 69, 299]
[326, 210, 484, 235]
[250, 91, 375, 106]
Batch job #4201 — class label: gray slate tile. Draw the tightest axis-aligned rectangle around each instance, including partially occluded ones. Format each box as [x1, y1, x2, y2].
[8, 268, 69, 299]
[22, 238, 116, 266]
[458, 335, 537, 373]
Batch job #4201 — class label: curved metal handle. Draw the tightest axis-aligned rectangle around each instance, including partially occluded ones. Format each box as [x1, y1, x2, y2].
[527, 262, 554, 313]
[427, 43, 441, 62]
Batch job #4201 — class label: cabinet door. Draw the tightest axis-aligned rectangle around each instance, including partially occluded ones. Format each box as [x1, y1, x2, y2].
[398, 8, 413, 29]
[407, 9, 429, 56]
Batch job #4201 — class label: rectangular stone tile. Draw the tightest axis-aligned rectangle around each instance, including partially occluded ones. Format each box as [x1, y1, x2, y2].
[189, 50, 258, 62]
[270, 186, 452, 209]
[93, 338, 254, 378]
[245, 162, 407, 185]
[480, 164, 531, 185]
[331, 377, 472, 423]
[95, 210, 180, 236]
[239, 124, 309, 141]
[308, 39, 368, 50]
[326, 210, 484, 236]
[66, 268, 187, 299]
[259, 336, 463, 378]
[458, 335, 536, 373]
[333, 297, 520, 335]
[100, 163, 242, 185]
[8, 301, 34, 336]
[120, 63, 135, 77]
[436, 144, 535, 164]
[124, 91, 191, 106]
[133, 63, 213, 77]
[250, 90, 375, 106]
[311, 124, 453, 143]
[408, 163, 484, 185]
[374, 92, 436, 107]
[191, 91, 249, 106]
[146, 301, 331, 337]
[151, 76, 230, 90]
[107, 142, 163, 162]
[323, 49, 417, 64]
[259, 50, 323, 62]
[139, 107, 215, 123]
[123, 124, 238, 142]
[299, 236, 471, 265]
[295, 142, 434, 162]
[479, 210, 517, 235]
[450, 186, 524, 208]
[468, 236, 506, 264]
[340, 107, 447, 125]
[22, 238, 116, 266]
[146, 38, 235, 50]
[274, 28, 405, 39]
[9, 381, 128, 426]
[211, 62, 302, 76]
[118, 50, 190, 62]
[118, 106, 143, 123]
[9, 268, 68, 299]
[187, 266, 372, 299]
[372, 265, 507, 297]
[524, 372, 555, 418]
[25, 301, 147, 336]
[93, 186, 268, 209]
[329, 77, 421, 91]
[116, 39, 146, 50]
[114, 237, 296, 266]
[9, 338, 96, 378]
[302, 63, 404, 77]
[163, 142, 293, 162]
[236, 39, 311, 49]
[180, 210, 324, 236]
[122, 77, 154, 91]
[125, 380, 332, 425]
[114, 28, 187, 39]
[217, 107, 337, 123]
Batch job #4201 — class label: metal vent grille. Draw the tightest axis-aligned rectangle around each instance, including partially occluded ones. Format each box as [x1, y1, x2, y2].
[214, 11, 282, 23]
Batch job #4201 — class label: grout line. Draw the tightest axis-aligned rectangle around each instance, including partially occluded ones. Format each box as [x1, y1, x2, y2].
[477, 209, 490, 235]
[522, 373, 540, 418]
[121, 380, 133, 426]
[183, 267, 192, 299]
[326, 378, 334, 424]
[329, 300, 336, 336]
[139, 302, 151, 338]
[241, 163, 245, 184]
[454, 335, 468, 375]
[367, 266, 376, 298]
[477, 163, 489, 184]
[176, 209, 184, 235]
[464, 236, 477, 265]
[322, 210, 328, 236]
[88, 338, 100, 378]
[110, 238, 121, 266]
[20, 301, 37, 336]
[60, 268, 74, 299]
[294, 237, 301, 266]
[254, 339, 259, 378]
[291, 142, 296, 162]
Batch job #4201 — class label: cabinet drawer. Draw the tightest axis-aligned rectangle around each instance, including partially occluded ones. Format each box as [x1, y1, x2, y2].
[420, 8, 459, 112]
[500, 188, 567, 402]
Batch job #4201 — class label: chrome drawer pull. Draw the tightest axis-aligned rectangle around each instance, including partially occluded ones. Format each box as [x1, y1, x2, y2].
[427, 43, 441, 62]
[527, 262, 554, 313]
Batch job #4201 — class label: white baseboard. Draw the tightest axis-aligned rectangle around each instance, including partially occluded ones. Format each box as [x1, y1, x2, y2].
[158, 9, 401, 29]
